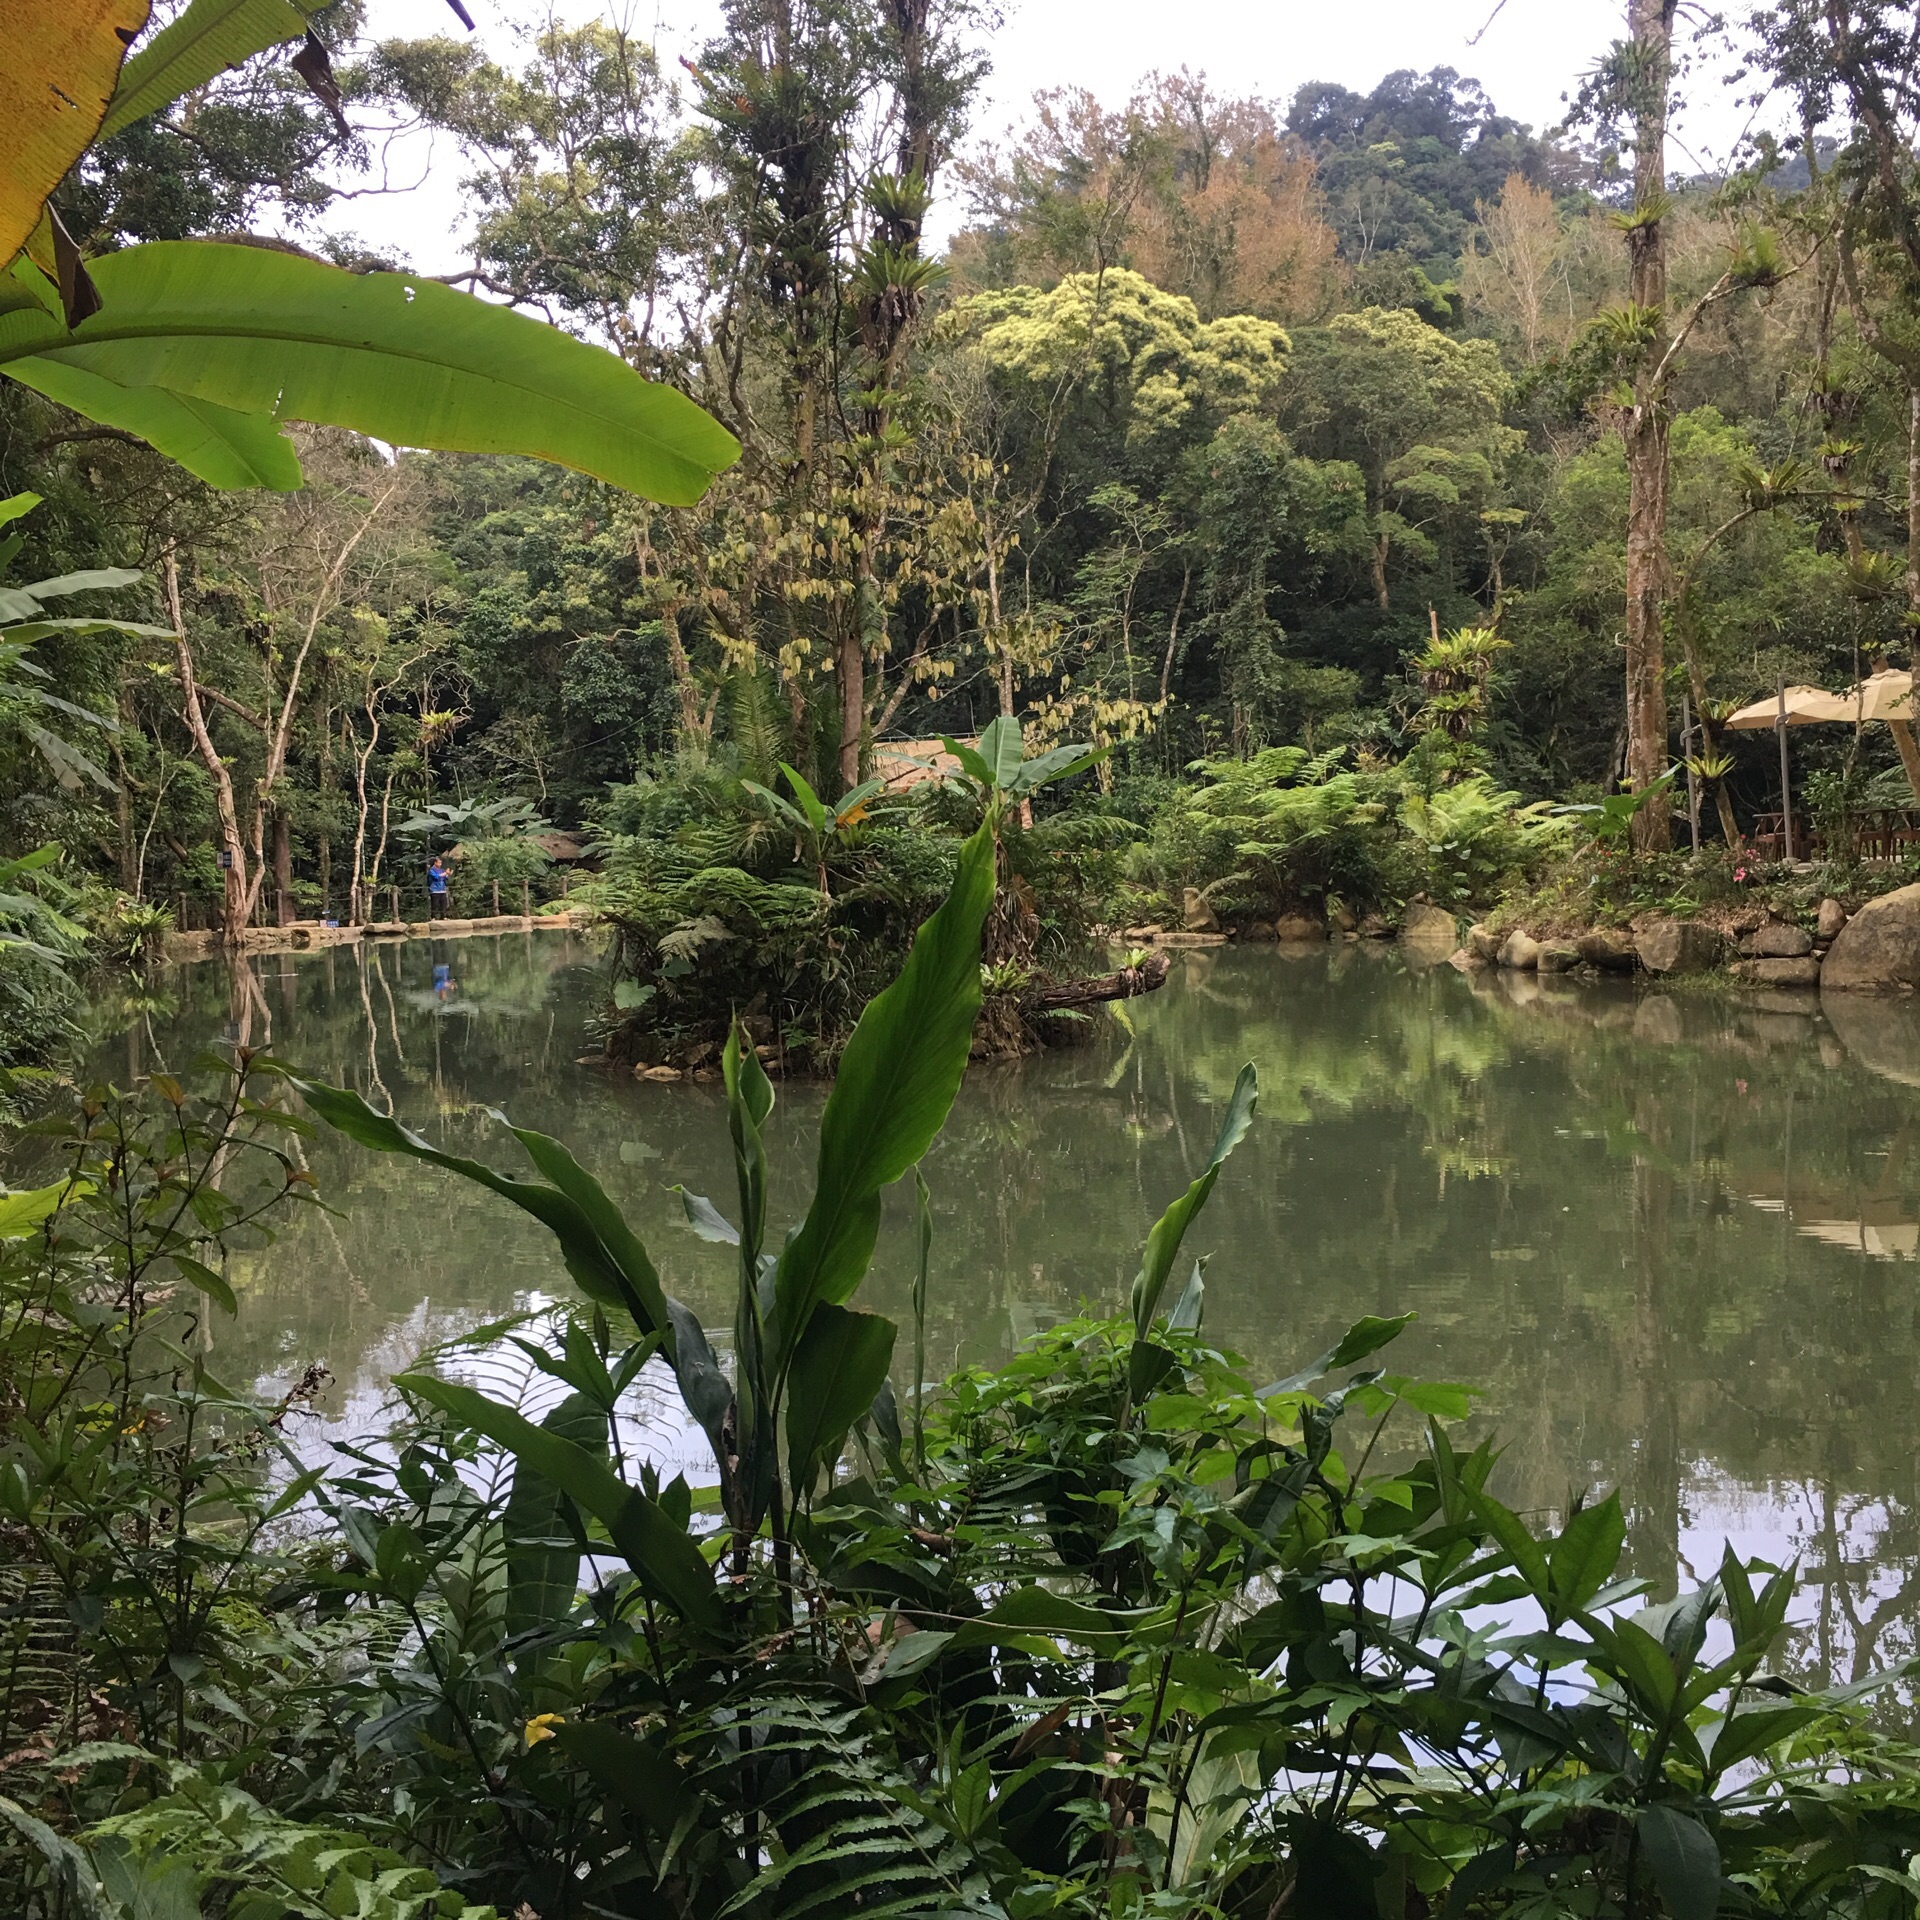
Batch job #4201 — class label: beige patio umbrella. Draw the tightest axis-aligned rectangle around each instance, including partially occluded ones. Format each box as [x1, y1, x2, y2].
[1792, 668, 1920, 803]
[1722, 682, 1846, 861]
[1722, 684, 1851, 728]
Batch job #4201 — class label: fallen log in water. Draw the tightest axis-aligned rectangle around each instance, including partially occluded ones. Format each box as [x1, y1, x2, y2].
[1020, 949, 1172, 1014]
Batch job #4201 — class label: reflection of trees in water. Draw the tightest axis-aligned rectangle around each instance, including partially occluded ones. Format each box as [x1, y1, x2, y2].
[58, 938, 1920, 1687]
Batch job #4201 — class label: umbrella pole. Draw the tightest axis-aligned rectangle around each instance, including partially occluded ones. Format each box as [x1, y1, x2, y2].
[1776, 674, 1795, 862]
[1682, 693, 1700, 853]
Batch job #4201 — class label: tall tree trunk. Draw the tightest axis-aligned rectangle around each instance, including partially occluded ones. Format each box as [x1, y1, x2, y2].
[271, 808, 293, 924]
[838, 620, 865, 794]
[1623, 0, 1677, 852]
[165, 553, 252, 947]
[1903, 384, 1920, 792]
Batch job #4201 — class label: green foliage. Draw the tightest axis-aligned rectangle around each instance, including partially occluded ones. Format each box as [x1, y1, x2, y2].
[14, 868, 1920, 1916]
[1138, 745, 1566, 919]
[0, 242, 740, 501]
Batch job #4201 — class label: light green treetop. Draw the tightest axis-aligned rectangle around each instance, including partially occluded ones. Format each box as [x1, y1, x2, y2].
[955, 268, 1290, 444]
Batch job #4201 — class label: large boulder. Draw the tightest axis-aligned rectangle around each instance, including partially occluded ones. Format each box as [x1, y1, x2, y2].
[1498, 928, 1541, 971]
[1731, 957, 1822, 988]
[1275, 912, 1327, 942]
[1635, 918, 1723, 975]
[1537, 943, 1582, 974]
[1577, 927, 1639, 972]
[1182, 887, 1218, 934]
[1468, 922, 1502, 962]
[1752, 920, 1814, 959]
[1822, 884, 1920, 992]
[1401, 902, 1460, 947]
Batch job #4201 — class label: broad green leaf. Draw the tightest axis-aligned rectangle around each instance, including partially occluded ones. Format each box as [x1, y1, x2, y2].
[776, 761, 831, 834]
[0, 568, 142, 619]
[0, 1178, 84, 1237]
[1635, 1806, 1720, 1920]
[101, 0, 311, 141]
[954, 1587, 1135, 1651]
[939, 734, 996, 788]
[1130, 1063, 1257, 1345]
[785, 1303, 897, 1492]
[497, 1116, 676, 1338]
[1603, 1616, 1680, 1721]
[880, 1628, 954, 1680]
[553, 1721, 697, 1838]
[501, 1389, 603, 1640]
[0, 619, 175, 644]
[1263, 1312, 1415, 1395]
[979, 714, 1025, 789]
[739, 779, 803, 831]
[1007, 742, 1106, 798]
[1548, 1492, 1625, 1617]
[674, 1187, 740, 1246]
[772, 822, 995, 1369]
[91, 1833, 199, 1920]
[1702, 1704, 1824, 1774]
[0, 0, 150, 266]
[0, 493, 42, 531]
[294, 1079, 679, 1348]
[1468, 1490, 1548, 1602]
[1167, 1258, 1204, 1334]
[6, 357, 301, 489]
[169, 1252, 236, 1315]
[834, 777, 888, 824]
[401, 1373, 723, 1631]
[0, 242, 740, 504]
[24, 720, 112, 793]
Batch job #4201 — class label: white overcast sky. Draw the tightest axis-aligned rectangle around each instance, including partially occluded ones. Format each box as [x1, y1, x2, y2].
[338, 0, 1770, 271]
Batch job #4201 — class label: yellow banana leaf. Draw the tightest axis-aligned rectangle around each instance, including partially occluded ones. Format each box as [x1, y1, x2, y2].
[0, 0, 152, 267]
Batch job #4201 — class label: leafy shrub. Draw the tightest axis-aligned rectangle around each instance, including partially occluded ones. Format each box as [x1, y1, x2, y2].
[1138, 746, 1568, 921]
[451, 834, 553, 915]
[12, 870, 1920, 1917]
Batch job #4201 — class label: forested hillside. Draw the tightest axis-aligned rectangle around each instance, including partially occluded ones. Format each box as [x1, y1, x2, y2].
[0, 1, 1912, 931]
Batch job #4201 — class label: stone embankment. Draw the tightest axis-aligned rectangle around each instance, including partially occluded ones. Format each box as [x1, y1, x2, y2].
[162, 912, 583, 961]
[1453, 883, 1920, 995]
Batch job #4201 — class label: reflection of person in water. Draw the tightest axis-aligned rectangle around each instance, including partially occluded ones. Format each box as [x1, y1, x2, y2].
[432, 962, 455, 1002]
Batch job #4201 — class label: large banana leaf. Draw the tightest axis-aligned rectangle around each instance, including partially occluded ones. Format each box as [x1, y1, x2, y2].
[0, 0, 151, 266]
[0, 242, 740, 504]
[9, 352, 302, 490]
[101, 0, 312, 142]
[770, 822, 995, 1377]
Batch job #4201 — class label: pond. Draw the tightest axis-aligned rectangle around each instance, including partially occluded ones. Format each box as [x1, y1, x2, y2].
[74, 930, 1920, 1688]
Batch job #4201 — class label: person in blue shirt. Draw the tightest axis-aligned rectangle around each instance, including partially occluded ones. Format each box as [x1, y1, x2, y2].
[428, 856, 451, 917]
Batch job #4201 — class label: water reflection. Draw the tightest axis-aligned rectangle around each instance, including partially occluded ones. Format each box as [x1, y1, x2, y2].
[59, 934, 1920, 1690]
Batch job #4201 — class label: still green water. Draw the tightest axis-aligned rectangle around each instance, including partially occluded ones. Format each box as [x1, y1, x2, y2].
[79, 932, 1920, 1684]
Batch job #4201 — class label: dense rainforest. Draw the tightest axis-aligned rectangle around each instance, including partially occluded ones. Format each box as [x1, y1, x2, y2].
[9, 0, 1920, 980]
[24, 7, 1920, 1919]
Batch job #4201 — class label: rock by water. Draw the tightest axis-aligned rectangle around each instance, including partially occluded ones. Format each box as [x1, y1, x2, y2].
[1635, 918, 1723, 975]
[1821, 883, 1920, 992]
[1498, 929, 1541, 970]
